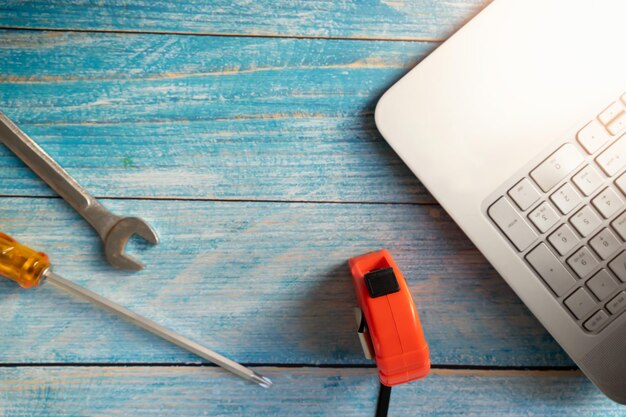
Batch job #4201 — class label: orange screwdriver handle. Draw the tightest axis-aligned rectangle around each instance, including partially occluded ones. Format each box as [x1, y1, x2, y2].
[0, 232, 51, 288]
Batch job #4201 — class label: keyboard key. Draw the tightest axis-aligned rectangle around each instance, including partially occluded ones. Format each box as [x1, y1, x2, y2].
[548, 224, 580, 256]
[564, 288, 597, 319]
[568, 247, 599, 278]
[609, 251, 626, 283]
[606, 291, 626, 315]
[608, 112, 626, 136]
[550, 183, 582, 214]
[569, 206, 602, 237]
[526, 244, 576, 296]
[577, 120, 611, 154]
[596, 135, 626, 176]
[590, 228, 621, 260]
[591, 187, 623, 218]
[489, 198, 537, 251]
[599, 101, 625, 126]
[587, 270, 618, 300]
[530, 144, 584, 192]
[573, 165, 603, 196]
[611, 211, 626, 240]
[508, 178, 540, 210]
[584, 310, 610, 332]
[616, 173, 626, 195]
[528, 202, 560, 233]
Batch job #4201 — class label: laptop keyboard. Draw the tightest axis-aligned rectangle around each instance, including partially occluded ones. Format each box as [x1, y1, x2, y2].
[488, 93, 626, 333]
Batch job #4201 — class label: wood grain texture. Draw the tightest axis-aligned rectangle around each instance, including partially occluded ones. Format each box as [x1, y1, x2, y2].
[0, 30, 432, 203]
[0, 197, 571, 367]
[0, 367, 622, 417]
[1, 3, 617, 413]
[0, 0, 491, 40]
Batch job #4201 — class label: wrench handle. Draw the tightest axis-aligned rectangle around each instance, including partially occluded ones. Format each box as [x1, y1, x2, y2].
[0, 111, 93, 211]
[0, 113, 122, 240]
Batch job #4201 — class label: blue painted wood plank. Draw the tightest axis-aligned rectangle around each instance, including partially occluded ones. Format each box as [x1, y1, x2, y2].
[0, 30, 432, 203]
[391, 369, 624, 416]
[0, 0, 491, 40]
[0, 197, 571, 366]
[0, 367, 622, 416]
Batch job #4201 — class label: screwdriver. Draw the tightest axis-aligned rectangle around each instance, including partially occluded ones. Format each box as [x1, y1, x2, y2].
[0, 231, 272, 388]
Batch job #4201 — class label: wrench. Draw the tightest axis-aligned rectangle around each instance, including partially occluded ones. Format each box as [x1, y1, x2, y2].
[0, 111, 159, 270]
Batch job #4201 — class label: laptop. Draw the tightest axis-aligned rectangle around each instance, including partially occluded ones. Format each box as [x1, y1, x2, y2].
[375, 0, 626, 404]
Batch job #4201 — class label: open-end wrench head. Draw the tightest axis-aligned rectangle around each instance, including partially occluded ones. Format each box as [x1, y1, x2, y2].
[104, 217, 159, 271]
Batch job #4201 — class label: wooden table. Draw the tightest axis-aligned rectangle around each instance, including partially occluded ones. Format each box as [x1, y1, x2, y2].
[0, 1, 623, 415]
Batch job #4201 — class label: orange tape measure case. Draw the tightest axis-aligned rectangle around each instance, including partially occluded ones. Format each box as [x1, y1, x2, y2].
[349, 249, 430, 386]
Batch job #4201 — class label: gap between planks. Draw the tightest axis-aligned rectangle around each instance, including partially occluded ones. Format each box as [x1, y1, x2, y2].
[0, 25, 444, 43]
[0, 194, 439, 206]
[0, 363, 579, 374]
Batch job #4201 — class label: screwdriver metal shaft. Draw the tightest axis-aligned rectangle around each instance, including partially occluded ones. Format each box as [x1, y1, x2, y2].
[42, 270, 272, 388]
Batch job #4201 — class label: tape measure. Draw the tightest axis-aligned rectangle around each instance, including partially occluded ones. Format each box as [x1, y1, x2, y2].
[349, 249, 430, 416]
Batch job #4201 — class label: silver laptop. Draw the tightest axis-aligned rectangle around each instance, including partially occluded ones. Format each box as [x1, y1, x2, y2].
[375, 0, 626, 404]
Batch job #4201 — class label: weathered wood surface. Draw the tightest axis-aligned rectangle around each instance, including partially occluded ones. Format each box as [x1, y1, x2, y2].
[0, 30, 433, 203]
[0, 0, 491, 40]
[0, 197, 570, 366]
[0, 367, 622, 417]
[1, 0, 622, 414]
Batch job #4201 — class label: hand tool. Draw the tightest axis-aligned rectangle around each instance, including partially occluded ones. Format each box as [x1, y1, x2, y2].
[0, 231, 272, 388]
[349, 249, 430, 417]
[0, 111, 158, 270]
